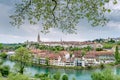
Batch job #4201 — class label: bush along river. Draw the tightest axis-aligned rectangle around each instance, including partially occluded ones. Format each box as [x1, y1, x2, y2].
[2, 59, 120, 80]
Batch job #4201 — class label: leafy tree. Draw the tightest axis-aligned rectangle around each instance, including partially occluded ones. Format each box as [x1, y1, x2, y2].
[45, 58, 49, 66]
[15, 47, 32, 74]
[0, 44, 3, 53]
[86, 46, 93, 51]
[34, 73, 70, 80]
[0, 52, 7, 59]
[108, 39, 115, 43]
[103, 43, 114, 49]
[0, 60, 3, 65]
[91, 69, 120, 80]
[0, 44, 3, 50]
[53, 72, 61, 80]
[34, 73, 40, 78]
[81, 46, 93, 52]
[34, 73, 51, 80]
[96, 48, 103, 51]
[70, 52, 73, 58]
[0, 73, 4, 80]
[8, 73, 30, 80]
[81, 50, 86, 57]
[68, 46, 80, 51]
[62, 74, 68, 80]
[115, 46, 120, 63]
[37, 56, 41, 65]
[94, 39, 105, 43]
[99, 63, 105, 69]
[54, 46, 64, 51]
[0, 65, 10, 77]
[117, 41, 120, 45]
[10, 0, 117, 33]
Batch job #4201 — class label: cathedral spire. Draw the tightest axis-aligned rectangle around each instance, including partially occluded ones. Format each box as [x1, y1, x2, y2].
[37, 33, 41, 43]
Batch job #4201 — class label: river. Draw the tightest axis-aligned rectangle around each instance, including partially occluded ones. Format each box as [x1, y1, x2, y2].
[2, 60, 120, 80]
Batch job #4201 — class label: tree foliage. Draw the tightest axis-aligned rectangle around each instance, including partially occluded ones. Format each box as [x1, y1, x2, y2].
[115, 46, 120, 63]
[45, 58, 49, 66]
[15, 47, 32, 74]
[91, 69, 120, 80]
[8, 73, 30, 80]
[62, 74, 68, 80]
[35, 73, 52, 80]
[0, 52, 7, 59]
[53, 72, 61, 80]
[0, 44, 3, 50]
[103, 43, 114, 49]
[96, 48, 103, 51]
[34, 73, 71, 80]
[0, 65, 10, 77]
[10, 0, 117, 33]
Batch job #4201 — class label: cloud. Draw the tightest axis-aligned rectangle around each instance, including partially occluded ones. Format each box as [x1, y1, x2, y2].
[0, 0, 120, 43]
[107, 21, 120, 29]
[105, 0, 120, 10]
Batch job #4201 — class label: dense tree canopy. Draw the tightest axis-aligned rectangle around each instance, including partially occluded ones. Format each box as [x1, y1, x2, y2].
[10, 0, 117, 33]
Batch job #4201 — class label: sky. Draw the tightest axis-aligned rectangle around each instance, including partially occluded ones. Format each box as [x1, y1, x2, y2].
[0, 0, 120, 43]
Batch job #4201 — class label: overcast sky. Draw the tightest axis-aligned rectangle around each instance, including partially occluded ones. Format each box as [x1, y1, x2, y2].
[1, 0, 120, 43]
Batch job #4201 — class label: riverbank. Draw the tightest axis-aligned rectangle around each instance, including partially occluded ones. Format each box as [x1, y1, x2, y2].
[31, 62, 115, 70]
[3, 59, 120, 80]
[9, 57, 116, 70]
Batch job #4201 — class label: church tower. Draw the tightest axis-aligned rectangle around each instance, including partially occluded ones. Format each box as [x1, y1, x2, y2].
[37, 33, 41, 43]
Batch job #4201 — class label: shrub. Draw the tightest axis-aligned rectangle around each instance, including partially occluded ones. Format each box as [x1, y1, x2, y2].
[62, 74, 68, 80]
[91, 69, 120, 80]
[96, 48, 103, 51]
[100, 63, 105, 69]
[0, 65, 10, 77]
[8, 73, 30, 80]
[0, 52, 7, 59]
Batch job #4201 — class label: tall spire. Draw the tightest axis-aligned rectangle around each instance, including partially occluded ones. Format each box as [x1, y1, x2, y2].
[37, 33, 41, 43]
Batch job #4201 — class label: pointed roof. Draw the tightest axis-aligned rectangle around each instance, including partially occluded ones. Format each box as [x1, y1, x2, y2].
[37, 33, 41, 42]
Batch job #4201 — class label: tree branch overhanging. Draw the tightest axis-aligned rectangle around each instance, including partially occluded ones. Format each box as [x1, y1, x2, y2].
[52, 0, 57, 25]
[20, 0, 31, 14]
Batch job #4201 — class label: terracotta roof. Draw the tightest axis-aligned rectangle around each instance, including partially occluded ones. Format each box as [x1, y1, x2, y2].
[59, 51, 69, 58]
[87, 51, 114, 56]
[85, 51, 114, 58]
[48, 53, 59, 60]
[31, 49, 41, 54]
[31, 49, 54, 54]
[84, 53, 96, 58]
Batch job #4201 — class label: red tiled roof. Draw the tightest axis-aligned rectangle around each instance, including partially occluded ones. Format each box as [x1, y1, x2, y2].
[48, 53, 59, 60]
[87, 51, 113, 56]
[31, 49, 41, 54]
[85, 51, 114, 58]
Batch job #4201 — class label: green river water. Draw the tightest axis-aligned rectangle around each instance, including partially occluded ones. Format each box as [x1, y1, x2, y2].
[2, 60, 120, 80]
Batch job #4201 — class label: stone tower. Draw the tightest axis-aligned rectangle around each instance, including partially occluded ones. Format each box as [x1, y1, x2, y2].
[37, 33, 41, 43]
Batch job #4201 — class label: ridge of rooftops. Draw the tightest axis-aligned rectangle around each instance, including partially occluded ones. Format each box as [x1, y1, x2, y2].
[31, 49, 114, 59]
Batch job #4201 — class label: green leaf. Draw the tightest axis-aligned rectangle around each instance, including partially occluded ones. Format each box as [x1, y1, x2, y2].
[107, 9, 111, 13]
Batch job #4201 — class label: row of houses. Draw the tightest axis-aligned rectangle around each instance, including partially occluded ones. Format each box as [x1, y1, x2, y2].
[31, 49, 115, 67]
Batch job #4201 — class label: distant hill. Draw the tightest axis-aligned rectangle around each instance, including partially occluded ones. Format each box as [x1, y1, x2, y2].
[2, 43, 22, 47]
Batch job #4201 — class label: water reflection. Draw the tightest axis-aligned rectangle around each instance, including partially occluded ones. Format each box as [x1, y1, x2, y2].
[115, 67, 120, 75]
